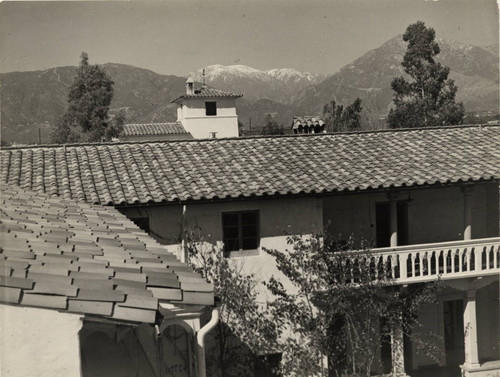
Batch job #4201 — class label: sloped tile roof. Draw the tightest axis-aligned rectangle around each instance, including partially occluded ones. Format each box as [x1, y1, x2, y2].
[0, 184, 213, 323]
[292, 116, 326, 130]
[172, 86, 242, 103]
[123, 122, 189, 136]
[1, 125, 499, 206]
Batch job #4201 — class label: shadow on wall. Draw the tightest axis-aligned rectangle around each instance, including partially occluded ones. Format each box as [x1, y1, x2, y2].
[201, 312, 281, 377]
[80, 321, 194, 377]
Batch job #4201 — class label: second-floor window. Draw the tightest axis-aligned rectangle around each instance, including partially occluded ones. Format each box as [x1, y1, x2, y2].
[222, 210, 259, 254]
[205, 101, 217, 116]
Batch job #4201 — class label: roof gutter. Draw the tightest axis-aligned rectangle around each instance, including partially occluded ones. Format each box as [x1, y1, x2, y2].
[114, 178, 499, 210]
[196, 308, 220, 377]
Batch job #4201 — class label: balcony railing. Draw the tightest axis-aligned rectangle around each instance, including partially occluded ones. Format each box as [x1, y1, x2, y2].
[358, 237, 500, 284]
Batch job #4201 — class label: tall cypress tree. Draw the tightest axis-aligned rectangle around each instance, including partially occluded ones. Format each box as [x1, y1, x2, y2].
[323, 98, 363, 132]
[51, 52, 120, 143]
[388, 21, 464, 128]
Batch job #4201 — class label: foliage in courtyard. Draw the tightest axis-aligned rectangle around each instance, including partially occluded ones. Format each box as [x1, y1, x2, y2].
[323, 98, 363, 132]
[183, 225, 278, 377]
[51, 52, 123, 143]
[264, 233, 443, 377]
[388, 21, 464, 128]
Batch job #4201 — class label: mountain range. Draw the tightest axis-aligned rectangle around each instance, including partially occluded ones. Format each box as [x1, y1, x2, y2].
[0, 35, 498, 145]
[188, 65, 325, 103]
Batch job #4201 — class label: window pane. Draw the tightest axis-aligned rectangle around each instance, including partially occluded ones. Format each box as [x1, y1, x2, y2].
[225, 238, 240, 252]
[222, 213, 238, 227]
[242, 237, 258, 250]
[222, 211, 259, 253]
[241, 212, 257, 225]
[224, 225, 239, 239]
[205, 102, 217, 116]
[242, 224, 257, 237]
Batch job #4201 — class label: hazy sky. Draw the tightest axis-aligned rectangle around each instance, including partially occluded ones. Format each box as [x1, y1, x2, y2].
[0, 0, 498, 76]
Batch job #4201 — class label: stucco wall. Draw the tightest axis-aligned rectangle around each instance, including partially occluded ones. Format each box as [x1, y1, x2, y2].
[405, 280, 500, 371]
[410, 300, 446, 369]
[323, 183, 499, 248]
[0, 304, 83, 377]
[120, 196, 322, 298]
[477, 281, 500, 362]
[178, 98, 239, 139]
[121, 197, 322, 246]
[121, 183, 498, 251]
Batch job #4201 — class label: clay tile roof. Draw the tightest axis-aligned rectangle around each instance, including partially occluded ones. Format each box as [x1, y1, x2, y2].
[1, 125, 500, 206]
[123, 122, 188, 136]
[0, 184, 213, 323]
[292, 116, 326, 130]
[172, 86, 243, 103]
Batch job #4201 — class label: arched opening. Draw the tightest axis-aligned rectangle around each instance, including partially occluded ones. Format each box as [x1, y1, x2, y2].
[80, 323, 160, 377]
[81, 330, 137, 377]
[161, 324, 194, 377]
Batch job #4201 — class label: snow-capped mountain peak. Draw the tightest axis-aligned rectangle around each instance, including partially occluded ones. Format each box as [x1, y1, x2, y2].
[187, 64, 325, 102]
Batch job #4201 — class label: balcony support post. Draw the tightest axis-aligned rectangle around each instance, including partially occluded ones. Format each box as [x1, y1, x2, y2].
[462, 288, 480, 371]
[388, 193, 398, 248]
[391, 304, 409, 377]
[462, 185, 473, 241]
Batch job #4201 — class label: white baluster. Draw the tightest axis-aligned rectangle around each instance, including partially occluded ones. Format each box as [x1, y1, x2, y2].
[400, 252, 408, 280]
[442, 250, 447, 275]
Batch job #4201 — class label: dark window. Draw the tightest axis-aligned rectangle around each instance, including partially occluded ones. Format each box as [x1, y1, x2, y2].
[376, 202, 391, 247]
[397, 200, 409, 246]
[376, 200, 409, 247]
[222, 211, 259, 254]
[205, 101, 217, 116]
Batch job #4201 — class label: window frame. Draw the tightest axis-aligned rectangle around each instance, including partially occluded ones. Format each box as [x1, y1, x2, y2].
[221, 210, 260, 257]
[205, 101, 217, 116]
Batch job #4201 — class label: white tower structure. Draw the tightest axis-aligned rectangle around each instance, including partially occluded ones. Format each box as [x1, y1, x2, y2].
[172, 79, 242, 139]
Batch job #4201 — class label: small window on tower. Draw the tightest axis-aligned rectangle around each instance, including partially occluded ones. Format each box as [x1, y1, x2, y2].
[205, 102, 217, 116]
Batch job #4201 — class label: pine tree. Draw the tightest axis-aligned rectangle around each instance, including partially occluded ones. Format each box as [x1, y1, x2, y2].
[51, 52, 120, 143]
[388, 21, 464, 128]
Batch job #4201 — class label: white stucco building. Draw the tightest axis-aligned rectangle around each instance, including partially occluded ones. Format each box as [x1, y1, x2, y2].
[1, 124, 499, 377]
[172, 79, 243, 139]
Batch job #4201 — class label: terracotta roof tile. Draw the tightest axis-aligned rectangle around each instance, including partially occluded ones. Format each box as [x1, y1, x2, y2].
[123, 123, 189, 136]
[0, 287, 22, 303]
[0, 183, 214, 323]
[292, 116, 326, 130]
[2, 126, 498, 205]
[68, 300, 113, 316]
[172, 86, 243, 103]
[112, 306, 156, 323]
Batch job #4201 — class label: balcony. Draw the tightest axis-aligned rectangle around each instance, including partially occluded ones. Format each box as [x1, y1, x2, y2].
[358, 237, 500, 284]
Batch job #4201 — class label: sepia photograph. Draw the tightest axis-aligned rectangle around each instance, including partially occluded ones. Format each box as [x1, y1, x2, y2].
[0, 1, 499, 376]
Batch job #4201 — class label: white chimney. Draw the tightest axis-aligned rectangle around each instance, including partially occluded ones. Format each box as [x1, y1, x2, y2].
[186, 78, 194, 95]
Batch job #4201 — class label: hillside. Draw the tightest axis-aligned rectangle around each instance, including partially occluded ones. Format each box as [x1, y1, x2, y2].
[0, 64, 190, 144]
[1, 36, 498, 145]
[293, 36, 499, 125]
